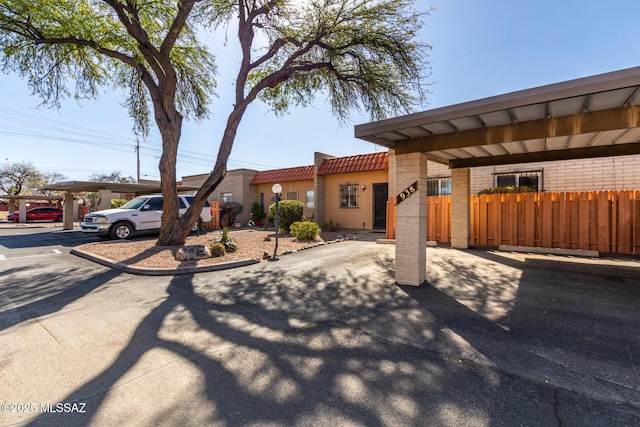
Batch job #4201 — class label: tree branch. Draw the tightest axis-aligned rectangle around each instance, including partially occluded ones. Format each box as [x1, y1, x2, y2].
[159, 0, 199, 56]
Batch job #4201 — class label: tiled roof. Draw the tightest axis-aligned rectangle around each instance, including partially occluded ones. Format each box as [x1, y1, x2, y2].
[250, 165, 314, 185]
[318, 152, 388, 175]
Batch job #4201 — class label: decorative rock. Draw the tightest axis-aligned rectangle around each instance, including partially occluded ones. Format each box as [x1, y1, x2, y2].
[175, 245, 211, 261]
[262, 252, 270, 260]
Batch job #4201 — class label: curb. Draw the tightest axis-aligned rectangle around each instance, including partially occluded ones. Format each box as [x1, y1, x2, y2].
[70, 248, 260, 276]
[498, 245, 599, 258]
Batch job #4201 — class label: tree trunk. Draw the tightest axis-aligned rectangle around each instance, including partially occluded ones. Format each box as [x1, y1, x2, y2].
[156, 106, 247, 246]
[156, 111, 186, 246]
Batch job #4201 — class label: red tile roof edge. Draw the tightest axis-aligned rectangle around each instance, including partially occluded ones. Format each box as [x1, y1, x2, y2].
[317, 152, 388, 175]
[250, 165, 314, 185]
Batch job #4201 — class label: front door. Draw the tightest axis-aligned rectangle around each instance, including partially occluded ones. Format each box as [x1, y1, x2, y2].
[373, 183, 388, 230]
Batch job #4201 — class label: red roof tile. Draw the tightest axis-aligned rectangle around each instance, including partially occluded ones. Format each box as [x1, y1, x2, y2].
[250, 165, 314, 185]
[318, 152, 388, 175]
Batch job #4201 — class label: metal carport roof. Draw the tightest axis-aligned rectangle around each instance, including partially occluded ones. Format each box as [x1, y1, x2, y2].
[355, 66, 640, 168]
[39, 181, 200, 194]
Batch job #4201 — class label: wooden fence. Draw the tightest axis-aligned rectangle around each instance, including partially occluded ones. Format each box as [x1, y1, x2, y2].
[386, 190, 640, 254]
[202, 200, 220, 231]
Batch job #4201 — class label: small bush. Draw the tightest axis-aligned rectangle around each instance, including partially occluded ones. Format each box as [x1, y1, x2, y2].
[263, 235, 271, 242]
[290, 221, 321, 241]
[269, 200, 304, 232]
[478, 186, 537, 195]
[321, 219, 340, 232]
[208, 242, 226, 258]
[215, 227, 238, 253]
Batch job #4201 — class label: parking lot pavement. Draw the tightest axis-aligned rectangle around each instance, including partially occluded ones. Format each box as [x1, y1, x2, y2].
[0, 230, 639, 426]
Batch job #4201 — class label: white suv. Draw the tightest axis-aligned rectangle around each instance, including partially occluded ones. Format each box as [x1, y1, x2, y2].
[81, 194, 212, 240]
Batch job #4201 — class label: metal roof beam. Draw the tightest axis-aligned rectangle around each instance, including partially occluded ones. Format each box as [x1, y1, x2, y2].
[393, 104, 640, 154]
[448, 142, 640, 168]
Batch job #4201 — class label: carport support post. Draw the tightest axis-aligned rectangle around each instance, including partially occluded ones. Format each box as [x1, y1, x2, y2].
[451, 168, 471, 248]
[18, 199, 27, 223]
[98, 190, 112, 211]
[394, 152, 428, 286]
[63, 193, 74, 230]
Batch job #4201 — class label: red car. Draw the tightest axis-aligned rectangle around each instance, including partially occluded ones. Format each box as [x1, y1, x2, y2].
[7, 207, 64, 222]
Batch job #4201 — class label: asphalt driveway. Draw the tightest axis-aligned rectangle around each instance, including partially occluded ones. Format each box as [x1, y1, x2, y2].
[0, 227, 639, 426]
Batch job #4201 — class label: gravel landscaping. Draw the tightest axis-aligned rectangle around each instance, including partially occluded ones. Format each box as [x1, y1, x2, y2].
[75, 229, 338, 269]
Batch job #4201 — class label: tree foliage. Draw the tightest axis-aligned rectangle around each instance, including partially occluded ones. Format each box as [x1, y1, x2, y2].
[89, 171, 134, 183]
[0, 0, 431, 245]
[0, 161, 40, 195]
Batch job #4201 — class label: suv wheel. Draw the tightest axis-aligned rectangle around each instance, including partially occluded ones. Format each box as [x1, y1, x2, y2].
[110, 222, 133, 240]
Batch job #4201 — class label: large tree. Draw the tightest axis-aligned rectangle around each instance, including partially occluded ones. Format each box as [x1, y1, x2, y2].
[0, 0, 430, 245]
[0, 160, 40, 195]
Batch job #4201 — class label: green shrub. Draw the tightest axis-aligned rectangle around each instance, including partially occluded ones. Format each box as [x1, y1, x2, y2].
[290, 221, 321, 241]
[208, 242, 226, 258]
[250, 202, 266, 222]
[111, 199, 128, 208]
[478, 186, 537, 195]
[269, 200, 304, 232]
[321, 219, 341, 232]
[214, 227, 238, 253]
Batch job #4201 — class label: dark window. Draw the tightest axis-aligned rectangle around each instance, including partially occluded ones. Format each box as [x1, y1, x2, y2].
[427, 177, 451, 196]
[339, 184, 358, 208]
[146, 197, 164, 210]
[494, 170, 542, 191]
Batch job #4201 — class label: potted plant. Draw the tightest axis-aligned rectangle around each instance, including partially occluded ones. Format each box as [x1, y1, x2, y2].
[250, 202, 266, 227]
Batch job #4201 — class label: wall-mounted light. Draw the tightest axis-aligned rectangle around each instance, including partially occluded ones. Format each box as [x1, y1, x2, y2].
[361, 185, 366, 191]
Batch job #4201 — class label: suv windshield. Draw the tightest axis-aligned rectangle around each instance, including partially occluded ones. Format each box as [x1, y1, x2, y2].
[119, 196, 149, 210]
[183, 195, 210, 207]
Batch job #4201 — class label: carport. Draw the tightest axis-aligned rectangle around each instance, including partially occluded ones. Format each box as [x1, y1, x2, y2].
[355, 66, 640, 286]
[1, 195, 63, 223]
[38, 181, 200, 230]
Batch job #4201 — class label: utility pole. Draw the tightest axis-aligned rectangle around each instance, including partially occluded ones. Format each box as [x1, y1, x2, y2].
[136, 139, 140, 183]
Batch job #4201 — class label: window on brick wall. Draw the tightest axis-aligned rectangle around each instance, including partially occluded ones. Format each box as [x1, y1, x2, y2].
[339, 184, 358, 208]
[427, 177, 451, 196]
[494, 170, 542, 191]
[221, 192, 233, 203]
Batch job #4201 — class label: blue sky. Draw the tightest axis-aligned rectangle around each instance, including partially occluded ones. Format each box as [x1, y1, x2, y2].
[2, 0, 640, 182]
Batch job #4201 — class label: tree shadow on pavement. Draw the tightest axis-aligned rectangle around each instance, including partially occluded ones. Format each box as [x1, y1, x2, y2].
[21, 245, 640, 426]
[24, 246, 567, 427]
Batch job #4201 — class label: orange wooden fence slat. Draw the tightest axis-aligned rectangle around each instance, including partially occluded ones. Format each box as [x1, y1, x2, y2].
[618, 191, 632, 254]
[542, 192, 553, 247]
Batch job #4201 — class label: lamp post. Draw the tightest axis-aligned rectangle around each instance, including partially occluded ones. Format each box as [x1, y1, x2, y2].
[270, 183, 282, 261]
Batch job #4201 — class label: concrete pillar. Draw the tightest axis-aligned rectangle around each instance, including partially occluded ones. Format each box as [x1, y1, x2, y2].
[98, 190, 112, 211]
[395, 152, 428, 286]
[63, 193, 74, 230]
[18, 199, 27, 223]
[387, 149, 397, 199]
[451, 168, 471, 248]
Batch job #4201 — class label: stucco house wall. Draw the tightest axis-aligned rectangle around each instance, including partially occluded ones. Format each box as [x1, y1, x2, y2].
[254, 180, 315, 221]
[323, 170, 388, 230]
